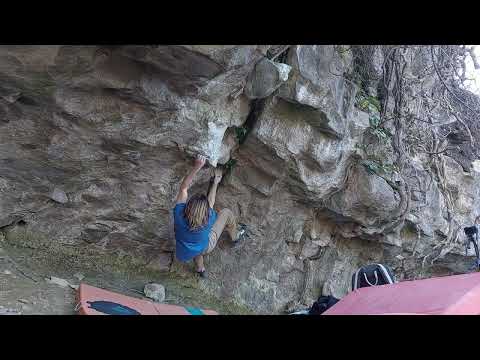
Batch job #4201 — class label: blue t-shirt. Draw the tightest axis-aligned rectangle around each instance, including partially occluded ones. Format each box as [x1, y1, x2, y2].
[173, 203, 217, 262]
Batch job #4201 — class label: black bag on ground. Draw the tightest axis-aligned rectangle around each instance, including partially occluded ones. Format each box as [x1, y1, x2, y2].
[308, 296, 339, 315]
[351, 263, 396, 291]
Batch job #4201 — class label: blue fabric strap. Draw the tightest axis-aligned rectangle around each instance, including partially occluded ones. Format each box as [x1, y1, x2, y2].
[185, 307, 204, 315]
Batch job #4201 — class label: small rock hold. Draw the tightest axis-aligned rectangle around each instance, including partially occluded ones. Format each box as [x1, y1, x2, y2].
[50, 188, 68, 204]
[143, 283, 165, 303]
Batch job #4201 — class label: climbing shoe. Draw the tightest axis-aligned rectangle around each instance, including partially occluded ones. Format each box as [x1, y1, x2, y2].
[196, 269, 207, 278]
[232, 223, 249, 248]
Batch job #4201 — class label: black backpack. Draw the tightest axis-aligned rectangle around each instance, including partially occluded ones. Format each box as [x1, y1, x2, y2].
[308, 296, 339, 315]
[351, 263, 396, 291]
[464, 226, 480, 271]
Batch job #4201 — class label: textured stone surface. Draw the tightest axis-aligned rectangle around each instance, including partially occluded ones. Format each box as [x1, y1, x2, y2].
[50, 188, 68, 204]
[144, 282, 165, 302]
[0, 45, 479, 313]
[244, 58, 291, 99]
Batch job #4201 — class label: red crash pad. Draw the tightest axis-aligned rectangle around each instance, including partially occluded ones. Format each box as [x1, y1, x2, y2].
[324, 272, 480, 315]
[76, 283, 218, 315]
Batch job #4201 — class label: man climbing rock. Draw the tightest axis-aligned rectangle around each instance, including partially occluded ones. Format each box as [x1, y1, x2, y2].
[173, 155, 247, 278]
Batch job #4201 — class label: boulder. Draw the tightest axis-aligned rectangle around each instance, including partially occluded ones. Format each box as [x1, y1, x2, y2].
[144, 283, 165, 303]
[244, 58, 291, 99]
[50, 188, 68, 204]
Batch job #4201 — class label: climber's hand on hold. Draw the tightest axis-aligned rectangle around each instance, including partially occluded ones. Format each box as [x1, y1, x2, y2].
[194, 155, 207, 170]
[213, 167, 223, 184]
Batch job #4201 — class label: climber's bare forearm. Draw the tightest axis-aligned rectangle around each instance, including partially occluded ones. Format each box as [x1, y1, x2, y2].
[176, 167, 200, 203]
[207, 168, 223, 208]
[180, 167, 200, 192]
[208, 182, 219, 208]
[176, 156, 206, 203]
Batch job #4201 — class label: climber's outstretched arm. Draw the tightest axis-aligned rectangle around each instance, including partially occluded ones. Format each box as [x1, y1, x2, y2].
[176, 155, 206, 204]
[207, 168, 223, 208]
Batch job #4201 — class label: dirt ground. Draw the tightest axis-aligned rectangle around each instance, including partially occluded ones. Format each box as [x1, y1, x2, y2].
[0, 241, 252, 315]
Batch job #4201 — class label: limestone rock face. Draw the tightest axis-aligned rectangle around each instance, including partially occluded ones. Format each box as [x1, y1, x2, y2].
[0, 45, 479, 313]
[244, 58, 291, 99]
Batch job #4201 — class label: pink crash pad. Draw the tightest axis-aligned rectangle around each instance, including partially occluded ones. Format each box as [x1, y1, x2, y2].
[77, 283, 218, 315]
[323, 272, 480, 315]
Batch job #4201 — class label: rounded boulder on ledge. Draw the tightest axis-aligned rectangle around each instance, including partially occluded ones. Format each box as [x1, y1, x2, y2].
[143, 283, 166, 303]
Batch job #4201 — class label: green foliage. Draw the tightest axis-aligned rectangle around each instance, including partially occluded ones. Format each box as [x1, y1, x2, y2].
[354, 143, 368, 152]
[362, 159, 381, 175]
[344, 71, 363, 87]
[368, 114, 392, 140]
[355, 91, 381, 113]
[224, 158, 237, 173]
[335, 45, 351, 61]
[361, 159, 398, 176]
[356, 142, 397, 177]
[234, 126, 248, 143]
[369, 114, 380, 127]
[381, 163, 398, 173]
[355, 91, 392, 142]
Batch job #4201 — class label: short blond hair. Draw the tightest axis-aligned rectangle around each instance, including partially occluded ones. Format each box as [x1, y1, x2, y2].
[184, 194, 210, 231]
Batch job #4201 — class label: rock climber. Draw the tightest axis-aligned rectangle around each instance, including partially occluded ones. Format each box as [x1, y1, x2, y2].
[173, 155, 247, 278]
